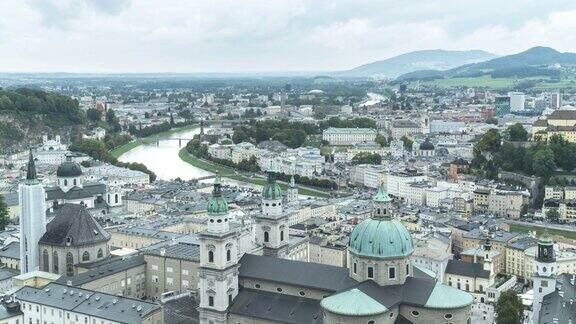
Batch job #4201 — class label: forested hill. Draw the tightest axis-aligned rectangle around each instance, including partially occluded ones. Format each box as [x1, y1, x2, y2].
[0, 88, 85, 151]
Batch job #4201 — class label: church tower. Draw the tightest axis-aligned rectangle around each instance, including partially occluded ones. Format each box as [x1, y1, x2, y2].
[286, 175, 299, 206]
[198, 177, 239, 324]
[19, 150, 47, 274]
[255, 172, 289, 257]
[532, 231, 557, 324]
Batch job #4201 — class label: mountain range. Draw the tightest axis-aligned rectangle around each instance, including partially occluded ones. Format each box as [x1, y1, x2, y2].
[333, 49, 498, 78]
[396, 46, 576, 81]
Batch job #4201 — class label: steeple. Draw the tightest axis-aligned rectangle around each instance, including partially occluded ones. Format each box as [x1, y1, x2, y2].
[536, 229, 555, 263]
[372, 185, 392, 220]
[26, 149, 37, 181]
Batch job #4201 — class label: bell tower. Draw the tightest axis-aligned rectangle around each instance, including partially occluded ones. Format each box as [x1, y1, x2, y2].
[532, 231, 557, 324]
[198, 177, 239, 324]
[255, 172, 289, 257]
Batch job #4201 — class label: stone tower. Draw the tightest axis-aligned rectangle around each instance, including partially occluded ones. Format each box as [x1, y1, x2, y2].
[532, 231, 557, 324]
[19, 150, 47, 274]
[255, 172, 289, 257]
[286, 175, 299, 206]
[198, 177, 239, 324]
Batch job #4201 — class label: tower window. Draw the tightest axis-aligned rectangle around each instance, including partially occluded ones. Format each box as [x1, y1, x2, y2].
[406, 264, 409, 276]
[264, 231, 269, 243]
[367, 266, 374, 279]
[226, 249, 231, 262]
[208, 296, 214, 307]
[353, 262, 357, 274]
[208, 250, 214, 263]
[389, 267, 396, 279]
[280, 231, 284, 241]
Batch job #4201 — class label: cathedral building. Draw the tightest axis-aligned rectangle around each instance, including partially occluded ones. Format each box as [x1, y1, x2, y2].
[197, 179, 474, 324]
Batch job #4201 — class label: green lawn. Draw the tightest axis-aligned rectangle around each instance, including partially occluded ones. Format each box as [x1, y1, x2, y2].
[418, 76, 518, 89]
[509, 223, 576, 240]
[178, 148, 330, 198]
[110, 124, 198, 159]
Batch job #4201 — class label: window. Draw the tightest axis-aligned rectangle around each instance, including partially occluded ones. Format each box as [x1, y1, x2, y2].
[254, 284, 261, 289]
[43, 250, 49, 272]
[389, 267, 396, 279]
[53, 251, 59, 274]
[167, 267, 173, 273]
[182, 269, 189, 275]
[151, 264, 158, 271]
[66, 252, 74, 277]
[367, 266, 374, 279]
[97, 248, 103, 259]
[299, 291, 306, 296]
[264, 231, 270, 243]
[389, 313, 394, 318]
[479, 285, 483, 292]
[444, 314, 453, 320]
[465, 283, 470, 291]
[166, 278, 173, 286]
[115, 194, 119, 204]
[227, 249, 231, 261]
[353, 262, 357, 274]
[368, 321, 375, 324]
[82, 251, 90, 262]
[276, 287, 283, 292]
[64, 179, 68, 186]
[182, 280, 189, 288]
[208, 296, 214, 307]
[73, 179, 77, 186]
[228, 294, 233, 305]
[280, 231, 284, 241]
[208, 250, 214, 263]
[406, 263, 409, 276]
[411, 310, 420, 317]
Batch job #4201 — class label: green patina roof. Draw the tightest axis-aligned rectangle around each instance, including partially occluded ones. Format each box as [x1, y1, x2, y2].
[349, 218, 414, 259]
[320, 288, 388, 316]
[424, 283, 474, 309]
[262, 172, 282, 200]
[539, 229, 554, 245]
[373, 185, 392, 203]
[207, 176, 228, 215]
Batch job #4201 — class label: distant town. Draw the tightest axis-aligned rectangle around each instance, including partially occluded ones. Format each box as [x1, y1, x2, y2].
[1, 46, 576, 324]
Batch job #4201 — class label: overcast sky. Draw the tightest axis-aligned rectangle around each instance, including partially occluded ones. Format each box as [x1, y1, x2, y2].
[2, 0, 576, 73]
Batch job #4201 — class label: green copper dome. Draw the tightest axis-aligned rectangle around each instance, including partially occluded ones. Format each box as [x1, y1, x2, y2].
[373, 185, 392, 204]
[207, 176, 228, 215]
[262, 172, 282, 200]
[349, 218, 414, 259]
[321, 288, 388, 316]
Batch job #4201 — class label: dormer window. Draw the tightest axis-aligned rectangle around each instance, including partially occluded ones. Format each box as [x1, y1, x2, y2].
[66, 237, 73, 244]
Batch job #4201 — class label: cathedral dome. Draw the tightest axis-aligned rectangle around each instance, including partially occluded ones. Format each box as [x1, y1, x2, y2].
[419, 138, 435, 150]
[262, 172, 282, 200]
[57, 158, 82, 177]
[349, 218, 414, 259]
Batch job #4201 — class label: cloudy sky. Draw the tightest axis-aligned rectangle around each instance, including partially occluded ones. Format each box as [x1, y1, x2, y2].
[1, 0, 576, 73]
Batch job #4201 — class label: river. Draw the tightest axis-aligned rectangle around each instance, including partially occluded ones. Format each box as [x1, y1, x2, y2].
[118, 127, 212, 181]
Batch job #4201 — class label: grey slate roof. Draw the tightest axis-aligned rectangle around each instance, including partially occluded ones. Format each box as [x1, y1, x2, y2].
[0, 242, 20, 260]
[145, 243, 200, 262]
[0, 302, 22, 321]
[45, 183, 106, 201]
[40, 204, 110, 247]
[55, 255, 145, 286]
[0, 267, 19, 281]
[538, 273, 576, 324]
[238, 254, 356, 293]
[15, 282, 160, 324]
[445, 260, 491, 279]
[229, 289, 322, 324]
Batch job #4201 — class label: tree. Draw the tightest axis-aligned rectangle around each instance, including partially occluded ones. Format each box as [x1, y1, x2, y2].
[486, 117, 498, 125]
[401, 136, 413, 151]
[375, 134, 388, 147]
[232, 129, 250, 144]
[0, 195, 9, 231]
[86, 108, 102, 122]
[546, 208, 560, 222]
[495, 290, 523, 324]
[532, 147, 556, 179]
[351, 152, 382, 165]
[478, 129, 502, 153]
[507, 123, 528, 141]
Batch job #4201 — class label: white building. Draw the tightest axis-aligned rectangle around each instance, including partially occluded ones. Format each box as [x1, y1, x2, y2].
[508, 92, 526, 112]
[34, 135, 69, 165]
[322, 127, 377, 146]
[386, 169, 427, 199]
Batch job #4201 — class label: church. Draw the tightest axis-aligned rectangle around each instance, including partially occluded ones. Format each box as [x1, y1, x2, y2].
[197, 173, 474, 324]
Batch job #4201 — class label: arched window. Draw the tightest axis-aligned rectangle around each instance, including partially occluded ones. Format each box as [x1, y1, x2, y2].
[97, 248, 103, 259]
[73, 179, 77, 186]
[226, 249, 231, 262]
[53, 251, 59, 274]
[479, 284, 483, 292]
[368, 321, 375, 324]
[264, 231, 269, 243]
[66, 252, 74, 277]
[82, 251, 90, 262]
[406, 263, 409, 276]
[115, 194, 119, 204]
[208, 250, 214, 263]
[64, 179, 68, 186]
[280, 231, 284, 241]
[43, 250, 49, 272]
[465, 283, 470, 291]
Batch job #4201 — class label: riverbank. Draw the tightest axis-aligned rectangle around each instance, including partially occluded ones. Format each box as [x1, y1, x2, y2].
[110, 124, 198, 158]
[178, 148, 331, 198]
[508, 223, 576, 240]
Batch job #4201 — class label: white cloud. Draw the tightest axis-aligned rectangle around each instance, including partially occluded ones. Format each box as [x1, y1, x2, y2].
[0, 0, 575, 72]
